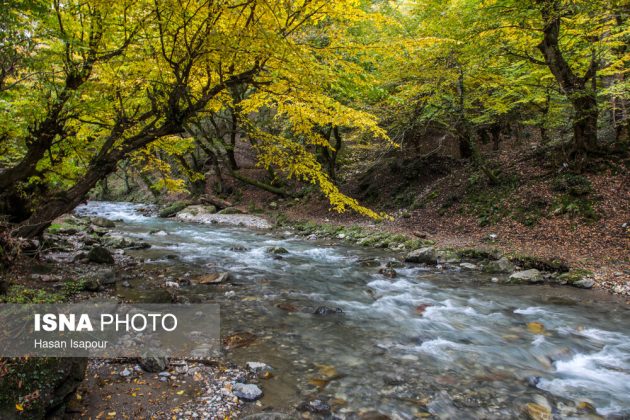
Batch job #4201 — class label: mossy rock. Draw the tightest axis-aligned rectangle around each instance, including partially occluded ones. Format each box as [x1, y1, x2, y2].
[455, 248, 501, 261]
[557, 269, 594, 285]
[0, 357, 87, 418]
[511, 255, 569, 273]
[217, 207, 244, 215]
[158, 201, 192, 218]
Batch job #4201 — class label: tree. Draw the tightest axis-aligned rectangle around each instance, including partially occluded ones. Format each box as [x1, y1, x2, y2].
[0, 0, 390, 238]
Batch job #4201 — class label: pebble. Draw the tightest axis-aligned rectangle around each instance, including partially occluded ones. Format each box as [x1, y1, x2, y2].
[119, 368, 132, 377]
[246, 362, 271, 372]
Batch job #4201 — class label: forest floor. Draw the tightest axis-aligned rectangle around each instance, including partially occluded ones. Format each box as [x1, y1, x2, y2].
[230, 141, 630, 300]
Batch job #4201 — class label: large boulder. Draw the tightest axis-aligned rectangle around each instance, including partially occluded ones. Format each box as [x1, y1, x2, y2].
[177, 205, 217, 217]
[0, 357, 87, 419]
[158, 201, 192, 218]
[509, 269, 543, 284]
[483, 257, 515, 274]
[404, 247, 437, 265]
[87, 246, 114, 264]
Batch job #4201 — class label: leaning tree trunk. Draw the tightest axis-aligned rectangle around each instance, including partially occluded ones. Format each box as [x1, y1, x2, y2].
[13, 158, 119, 238]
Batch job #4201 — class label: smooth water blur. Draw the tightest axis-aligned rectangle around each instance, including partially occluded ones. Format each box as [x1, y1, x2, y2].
[76, 202, 630, 418]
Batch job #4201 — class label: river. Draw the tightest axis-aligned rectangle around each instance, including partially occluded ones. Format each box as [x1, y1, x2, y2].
[75, 201, 630, 419]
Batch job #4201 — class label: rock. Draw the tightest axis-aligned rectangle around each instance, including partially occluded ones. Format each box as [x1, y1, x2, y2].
[233, 383, 263, 401]
[358, 412, 391, 420]
[158, 201, 191, 218]
[229, 245, 249, 252]
[87, 246, 114, 264]
[276, 302, 299, 312]
[97, 269, 117, 286]
[164, 281, 180, 288]
[379, 268, 397, 278]
[195, 272, 230, 284]
[557, 269, 594, 288]
[0, 358, 87, 419]
[90, 216, 115, 228]
[573, 278, 595, 289]
[358, 257, 380, 267]
[297, 399, 331, 415]
[509, 269, 543, 284]
[527, 322, 546, 334]
[139, 356, 168, 373]
[459, 262, 479, 270]
[483, 257, 515, 274]
[404, 247, 437, 265]
[385, 260, 405, 268]
[524, 401, 552, 420]
[314, 306, 343, 315]
[119, 368, 132, 377]
[266, 246, 288, 254]
[383, 374, 404, 386]
[151, 230, 168, 236]
[223, 332, 257, 349]
[82, 278, 100, 292]
[102, 235, 150, 250]
[246, 362, 272, 373]
[217, 207, 244, 214]
[121, 280, 132, 288]
[173, 362, 188, 375]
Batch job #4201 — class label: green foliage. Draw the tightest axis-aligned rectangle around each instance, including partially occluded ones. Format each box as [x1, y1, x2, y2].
[552, 173, 593, 196]
[0, 285, 64, 304]
[61, 279, 87, 297]
[551, 194, 599, 221]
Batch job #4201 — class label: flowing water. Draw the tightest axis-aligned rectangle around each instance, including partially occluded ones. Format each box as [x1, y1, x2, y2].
[75, 201, 630, 418]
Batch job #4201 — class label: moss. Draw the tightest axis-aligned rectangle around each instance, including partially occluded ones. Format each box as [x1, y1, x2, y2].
[510, 254, 569, 273]
[158, 201, 191, 218]
[557, 268, 593, 284]
[0, 357, 87, 418]
[455, 248, 499, 260]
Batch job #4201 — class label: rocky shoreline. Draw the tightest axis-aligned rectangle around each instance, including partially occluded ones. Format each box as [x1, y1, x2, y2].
[0, 211, 269, 419]
[156, 201, 628, 297]
[275, 218, 630, 298]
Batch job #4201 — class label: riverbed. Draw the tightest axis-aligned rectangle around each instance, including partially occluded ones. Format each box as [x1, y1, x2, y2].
[75, 201, 630, 418]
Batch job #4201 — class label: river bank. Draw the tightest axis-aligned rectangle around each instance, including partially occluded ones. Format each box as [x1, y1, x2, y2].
[156, 196, 629, 301]
[2, 201, 630, 418]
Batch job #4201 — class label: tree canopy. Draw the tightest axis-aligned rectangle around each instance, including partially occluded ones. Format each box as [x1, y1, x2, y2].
[0, 0, 627, 237]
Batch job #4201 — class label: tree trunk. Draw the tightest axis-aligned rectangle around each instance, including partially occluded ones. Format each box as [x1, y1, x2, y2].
[13, 158, 119, 238]
[536, 0, 598, 154]
[571, 94, 599, 152]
